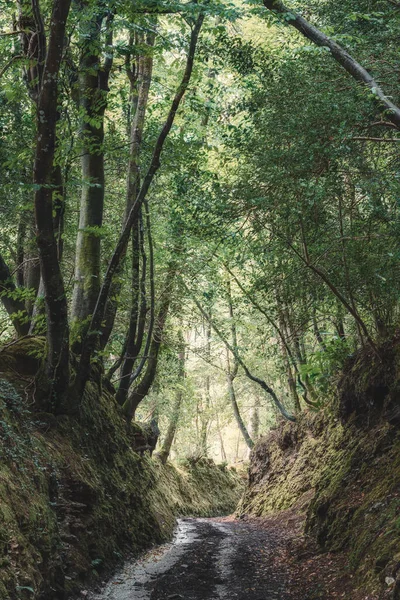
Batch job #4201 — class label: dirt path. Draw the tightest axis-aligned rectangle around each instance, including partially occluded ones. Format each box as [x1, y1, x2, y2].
[88, 514, 377, 600]
[89, 517, 290, 600]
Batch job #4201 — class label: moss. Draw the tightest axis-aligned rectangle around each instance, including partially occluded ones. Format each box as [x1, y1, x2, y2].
[0, 347, 243, 600]
[240, 405, 400, 597]
[239, 334, 400, 596]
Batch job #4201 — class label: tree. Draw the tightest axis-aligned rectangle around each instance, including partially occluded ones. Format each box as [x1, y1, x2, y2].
[32, 0, 72, 410]
[71, 3, 114, 339]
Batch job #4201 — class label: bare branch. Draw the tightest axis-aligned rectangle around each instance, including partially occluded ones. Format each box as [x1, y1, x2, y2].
[369, 121, 398, 129]
[351, 136, 400, 142]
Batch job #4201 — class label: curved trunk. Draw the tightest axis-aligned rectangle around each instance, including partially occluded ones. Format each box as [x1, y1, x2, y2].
[115, 214, 144, 405]
[76, 15, 204, 396]
[226, 279, 254, 448]
[101, 30, 155, 349]
[227, 371, 254, 450]
[122, 261, 177, 420]
[277, 306, 301, 412]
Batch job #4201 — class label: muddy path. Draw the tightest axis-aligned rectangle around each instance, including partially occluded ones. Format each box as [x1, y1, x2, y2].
[86, 512, 377, 600]
[89, 517, 290, 600]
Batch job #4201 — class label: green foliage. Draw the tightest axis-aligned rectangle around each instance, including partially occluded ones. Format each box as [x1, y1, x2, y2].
[1, 0, 399, 456]
[298, 336, 351, 395]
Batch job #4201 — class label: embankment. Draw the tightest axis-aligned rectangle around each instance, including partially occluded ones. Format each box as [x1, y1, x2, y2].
[0, 339, 243, 600]
[238, 340, 400, 598]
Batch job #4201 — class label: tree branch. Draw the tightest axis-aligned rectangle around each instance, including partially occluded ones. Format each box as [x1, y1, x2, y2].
[263, 0, 400, 129]
[351, 136, 400, 142]
[183, 280, 296, 422]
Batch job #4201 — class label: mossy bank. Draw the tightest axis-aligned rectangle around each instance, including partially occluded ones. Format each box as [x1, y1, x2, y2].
[239, 340, 400, 598]
[0, 340, 243, 600]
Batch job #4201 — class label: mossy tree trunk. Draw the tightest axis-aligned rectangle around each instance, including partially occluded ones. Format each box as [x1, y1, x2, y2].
[71, 7, 113, 344]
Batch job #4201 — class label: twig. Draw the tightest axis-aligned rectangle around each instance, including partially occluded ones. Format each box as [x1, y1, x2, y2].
[368, 121, 398, 129]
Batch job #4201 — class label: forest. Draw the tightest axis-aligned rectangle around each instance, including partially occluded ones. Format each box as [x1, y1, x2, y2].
[0, 0, 400, 598]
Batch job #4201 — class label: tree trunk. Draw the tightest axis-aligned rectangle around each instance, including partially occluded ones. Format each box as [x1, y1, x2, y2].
[52, 163, 65, 261]
[101, 29, 156, 349]
[71, 9, 113, 339]
[249, 397, 260, 441]
[227, 371, 254, 450]
[28, 277, 45, 335]
[76, 15, 204, 396]
[158, 333, 185, 464]
[335, 305, 346, 339]
[114, 216, 142, 404]
[278, 307, 301, 412]
[117, 200, 155, 405]
[16, 216, 26, 289]
[122, 256, 178, 420]
[198, 319, 212, 457]
[33, 0, 72, 410]
[215, 406, 227, 462]
[29, 163, 65, 331]
[225, 280, 254, 448]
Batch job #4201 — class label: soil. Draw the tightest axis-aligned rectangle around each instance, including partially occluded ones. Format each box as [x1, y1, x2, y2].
[87, 512, 379, 600]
